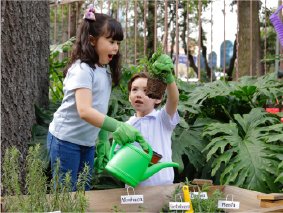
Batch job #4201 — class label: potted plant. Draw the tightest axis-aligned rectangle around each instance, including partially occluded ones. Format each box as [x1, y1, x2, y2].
[145, 50, 175, 99]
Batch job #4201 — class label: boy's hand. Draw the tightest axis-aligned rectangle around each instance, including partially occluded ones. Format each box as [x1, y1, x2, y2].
[152, 54, 175, 84]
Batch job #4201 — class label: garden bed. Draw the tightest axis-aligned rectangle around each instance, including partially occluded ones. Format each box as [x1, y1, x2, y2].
[85, 182, 283, 212]
[2, 182, 282, 212]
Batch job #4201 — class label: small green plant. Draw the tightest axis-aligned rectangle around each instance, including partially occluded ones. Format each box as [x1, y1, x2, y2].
[111, 205, 125, 212]
[161, 182, 224, 213]
[2, 144, 89, 212]
[190, 184, 224, 213]
[143, 47, 174, 82]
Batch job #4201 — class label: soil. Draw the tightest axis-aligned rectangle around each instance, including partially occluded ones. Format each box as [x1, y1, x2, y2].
[146, 77, 166, 99]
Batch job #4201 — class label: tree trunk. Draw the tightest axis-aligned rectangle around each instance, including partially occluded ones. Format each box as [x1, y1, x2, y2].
[1, 1, 49, 193]
[238, 0, 261, 77]
[200, 27, 213, 80]
[146, 1, 155, 58]
[227, 37, 237, 81]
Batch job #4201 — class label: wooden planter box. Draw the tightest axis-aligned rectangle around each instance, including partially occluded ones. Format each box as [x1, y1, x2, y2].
[2, 181, 283, 212]
[85, 182, 283, 212]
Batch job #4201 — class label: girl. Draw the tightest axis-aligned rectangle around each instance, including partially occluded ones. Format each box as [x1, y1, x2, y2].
[47, 5, 146, 191]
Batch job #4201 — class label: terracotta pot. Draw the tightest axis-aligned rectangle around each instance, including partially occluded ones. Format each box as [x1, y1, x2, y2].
[146, 77, 166, 100]
[145, 150, 163, 164]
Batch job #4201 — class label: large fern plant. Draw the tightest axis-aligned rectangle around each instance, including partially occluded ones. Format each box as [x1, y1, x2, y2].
[203, 108, 283, 193]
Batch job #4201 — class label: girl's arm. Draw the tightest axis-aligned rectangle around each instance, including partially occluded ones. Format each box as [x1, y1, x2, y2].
[75, 88, 106, 127]
[75, 88, 149, 149]
[165, 81, 179, 118]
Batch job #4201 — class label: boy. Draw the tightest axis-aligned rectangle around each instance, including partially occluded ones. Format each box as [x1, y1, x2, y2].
[127, 54, 180, 187]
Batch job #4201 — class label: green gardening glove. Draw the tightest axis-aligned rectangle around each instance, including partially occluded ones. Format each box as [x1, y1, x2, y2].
[94, 129, 110, 174]
[151, 54, 175, 84]
[101, 116, 149, 151]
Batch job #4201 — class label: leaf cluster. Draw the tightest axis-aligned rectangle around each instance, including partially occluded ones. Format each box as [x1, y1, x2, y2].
[142, 47, 174, 82]
[172, 73, 283, 193]
[203, 108, 283, 193]
[49, 37, 75, 102]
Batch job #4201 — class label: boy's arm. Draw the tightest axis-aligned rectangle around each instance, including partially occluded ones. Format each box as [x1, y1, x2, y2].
[165, 81, 179, 118]
[151, 53, 179, 117]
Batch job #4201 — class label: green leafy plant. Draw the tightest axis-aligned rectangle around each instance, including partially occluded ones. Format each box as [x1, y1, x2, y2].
[185, 73, 283, 122]
[49, 37, 75, 102]
[2, 144, 89, 212]
[203, 108, 283, 193]
[190, 184, 224, 213]
[160, 183, 224, 213]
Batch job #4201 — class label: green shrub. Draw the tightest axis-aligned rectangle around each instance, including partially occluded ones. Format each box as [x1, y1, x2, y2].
[2, 144, 89, 212]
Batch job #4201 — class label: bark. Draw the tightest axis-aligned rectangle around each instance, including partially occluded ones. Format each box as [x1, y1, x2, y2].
[238, 0, 261, 77]
[200, 27, 213, 79]
[146, 1, 155, 58]
[1, 1, 49, 193]
[227, 37, 237, 81]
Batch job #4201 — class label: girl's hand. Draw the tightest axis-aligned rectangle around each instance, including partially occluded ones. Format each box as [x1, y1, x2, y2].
[101, 116, 149, 150]
[112, 123, 149, 150]
[95, 129, 110, 174]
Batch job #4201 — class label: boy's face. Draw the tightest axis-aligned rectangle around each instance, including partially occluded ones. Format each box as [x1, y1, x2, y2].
[129, 77, 161, 117]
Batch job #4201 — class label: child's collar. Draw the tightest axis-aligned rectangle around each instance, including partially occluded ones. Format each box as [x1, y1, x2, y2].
[134, 109, 157, 118]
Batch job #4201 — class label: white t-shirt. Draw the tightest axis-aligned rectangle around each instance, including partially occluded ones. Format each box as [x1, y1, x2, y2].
[126, 107, 180, 187]
[49, 60, 112, 146]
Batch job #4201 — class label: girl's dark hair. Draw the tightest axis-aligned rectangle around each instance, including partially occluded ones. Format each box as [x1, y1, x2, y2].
[64, 13, 124, 86]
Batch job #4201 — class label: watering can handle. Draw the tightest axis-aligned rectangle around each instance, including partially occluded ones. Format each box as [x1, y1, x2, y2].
[109, 140, 153, 160]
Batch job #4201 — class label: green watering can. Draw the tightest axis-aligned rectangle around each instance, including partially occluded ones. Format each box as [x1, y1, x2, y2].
[105, 141, 179, 187]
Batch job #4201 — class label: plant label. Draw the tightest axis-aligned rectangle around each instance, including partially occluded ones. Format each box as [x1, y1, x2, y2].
[190, 192, 208, 199]
[218, 200, 240, 209]
[121, 195, 144, 204]
[169, 202, 190, 210]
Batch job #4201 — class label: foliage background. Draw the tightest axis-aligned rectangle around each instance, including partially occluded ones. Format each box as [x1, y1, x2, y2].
[31, 38, 283, 194]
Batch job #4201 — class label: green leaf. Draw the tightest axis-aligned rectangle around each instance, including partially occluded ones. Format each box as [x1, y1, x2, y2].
[203, 108, 283, 193]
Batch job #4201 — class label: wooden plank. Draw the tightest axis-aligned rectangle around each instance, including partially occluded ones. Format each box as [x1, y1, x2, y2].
[192, 178, 213, 185]
[244, 205, 283, 212]
[260, 200, 283, 208]
[223, 185, 261, 212]
[257, 193, 283, 201]
[86, 184, 178, 212]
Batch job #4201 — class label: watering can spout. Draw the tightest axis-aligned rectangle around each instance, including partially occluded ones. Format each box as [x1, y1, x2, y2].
[141, 162, 179, 181]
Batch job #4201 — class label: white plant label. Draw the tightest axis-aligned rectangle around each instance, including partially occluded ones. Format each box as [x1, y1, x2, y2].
[218, 200, 240, 209]
[121, 195, 144, 204]
[190, 192, 208, 199]
[169, 202, 190, 210]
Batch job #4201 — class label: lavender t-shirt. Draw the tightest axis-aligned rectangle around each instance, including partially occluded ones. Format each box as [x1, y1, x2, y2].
[49, 60, 112, 146]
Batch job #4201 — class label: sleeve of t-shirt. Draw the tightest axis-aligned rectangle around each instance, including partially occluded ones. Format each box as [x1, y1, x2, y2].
[65, 63, 93, 91]
[160, 107, 180, 131]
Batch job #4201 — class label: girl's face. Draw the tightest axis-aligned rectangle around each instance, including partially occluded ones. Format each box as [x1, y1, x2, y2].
[129, 77, 161, 117]
[94, 36, 120, 65]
